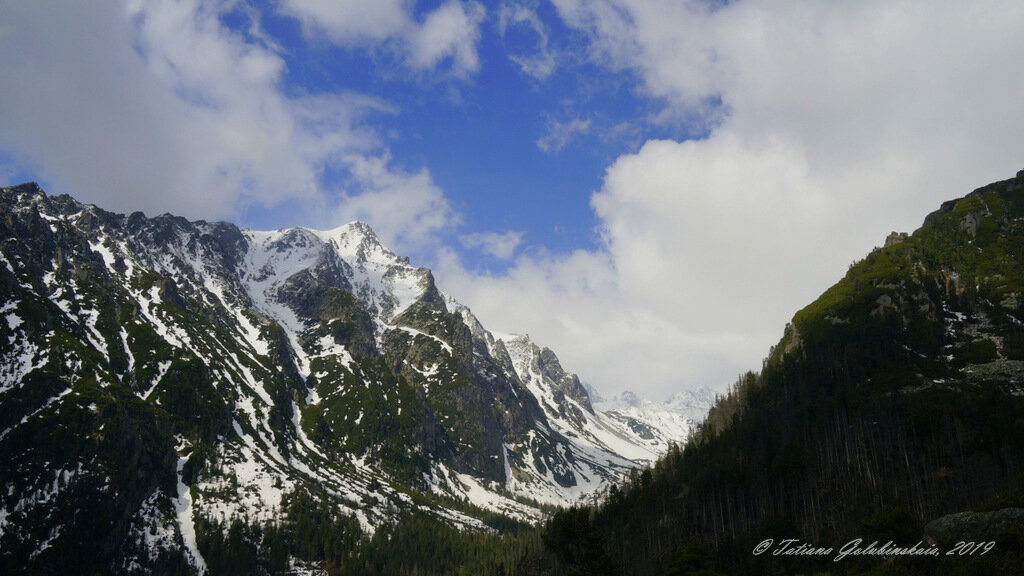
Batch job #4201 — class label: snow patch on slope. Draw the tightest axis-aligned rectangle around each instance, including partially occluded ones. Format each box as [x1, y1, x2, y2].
[310, 222, 428, 322]
[173, 454, 207, 574]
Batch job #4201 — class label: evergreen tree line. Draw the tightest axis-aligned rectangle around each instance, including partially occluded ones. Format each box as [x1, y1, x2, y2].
[536, 182, 1024, 575]
[183, 485, 560, 576]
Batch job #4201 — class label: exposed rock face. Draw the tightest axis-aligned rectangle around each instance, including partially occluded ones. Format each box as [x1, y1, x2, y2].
[0, 183, 702, 574]
[884, 231, 908, 247]
[538, 347, 594, 414]
[925, 508, 1024, 543]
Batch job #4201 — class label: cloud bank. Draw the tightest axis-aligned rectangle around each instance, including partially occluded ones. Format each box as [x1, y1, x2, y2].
[0, 0, 474, 256]
[442, 0, 1024, 397]
[1, 0, 1022, 400]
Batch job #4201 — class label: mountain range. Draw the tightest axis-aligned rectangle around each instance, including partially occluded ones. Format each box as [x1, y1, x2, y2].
[9, 170, 1021, 576]
[0, 183, 708, 574]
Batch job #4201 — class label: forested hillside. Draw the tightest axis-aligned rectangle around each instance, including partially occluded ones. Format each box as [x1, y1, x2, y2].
[541, 173, 1024, 575]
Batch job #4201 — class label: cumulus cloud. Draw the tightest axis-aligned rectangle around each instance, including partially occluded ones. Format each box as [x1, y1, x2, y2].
[0, 0, 390, 220]
[536, 117, 592, 153]
[334, 155, 458, 254]
[553, 0, 1024, 174]
[437, 244, 732, 398]
[593, 133, 834, 319]
[440, 0, 1024, 398]
[4, 0, 1021, 403]
[442, 133, 841, 396]
[460, 231, 524, 260]
[407, 1, 486, 77]
[280, 0, 486, 77]
[0, 0, 459, 252]
[278, 0, 408, 43]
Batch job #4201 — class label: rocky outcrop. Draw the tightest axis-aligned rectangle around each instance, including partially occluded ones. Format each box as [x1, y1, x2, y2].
[925, 508, 1024, 543]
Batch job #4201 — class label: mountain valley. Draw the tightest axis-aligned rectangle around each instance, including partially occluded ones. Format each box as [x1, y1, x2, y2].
[6, 171, 1024, 575]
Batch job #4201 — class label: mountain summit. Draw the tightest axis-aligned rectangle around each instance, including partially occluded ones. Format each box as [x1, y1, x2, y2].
[0, 183, 696, 574]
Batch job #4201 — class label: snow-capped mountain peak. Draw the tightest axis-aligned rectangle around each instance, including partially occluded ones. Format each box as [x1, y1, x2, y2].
[0, 184, 710, 572]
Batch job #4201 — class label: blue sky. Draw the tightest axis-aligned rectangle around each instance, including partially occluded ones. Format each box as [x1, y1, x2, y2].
[1, 1, 1023, 398]
[232, 0, 683, 263]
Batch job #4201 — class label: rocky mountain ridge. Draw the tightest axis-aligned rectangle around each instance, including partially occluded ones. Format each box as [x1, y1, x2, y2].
[589, 387, 715, 457]
[0, 182, 700, 574]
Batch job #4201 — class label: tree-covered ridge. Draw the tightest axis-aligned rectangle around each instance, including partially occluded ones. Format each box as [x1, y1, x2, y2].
[541, 173, 1024, 575]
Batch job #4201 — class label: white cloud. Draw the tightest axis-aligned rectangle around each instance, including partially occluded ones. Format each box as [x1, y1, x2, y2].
[593, 133, 834, 319]
[439, 0, 1024, 398]
[0, 0, 459, 246]
[536, 117, 591, 153]
[408, 1, 486, 77]
[278, 0, 409, 43]
[280, 0, 486, 77]
[553, 0, 1024, 171]
[441, 133, 840, 397]
[334, 154, 458, 254]
[4, 0, 1021, 405]
[460, 231, 524, 260]
[0, 0, 388, 220]
[498, 4, 557, 80]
